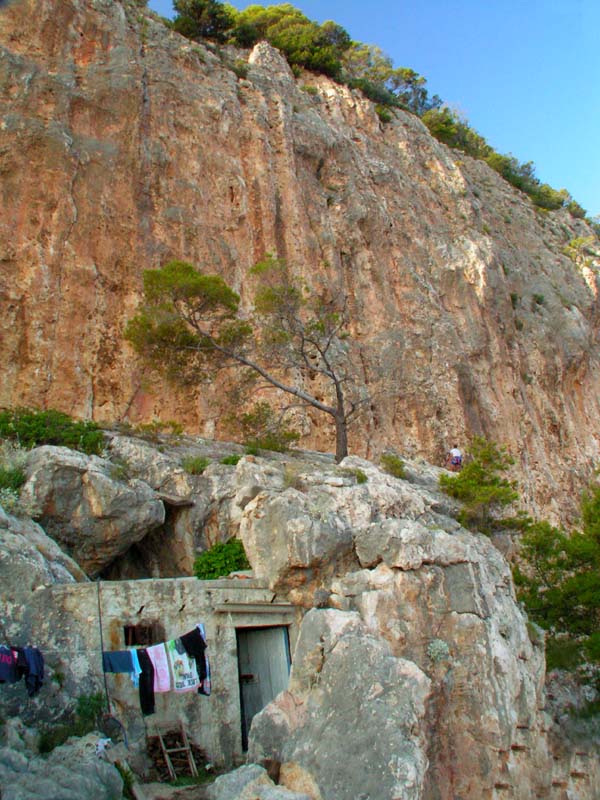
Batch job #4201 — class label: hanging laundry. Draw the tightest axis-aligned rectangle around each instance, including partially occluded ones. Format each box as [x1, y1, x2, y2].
[197, 624, 211, 697]
[165, 638, 199, 693]
[102, 650, 134, 674]
[180, 624, 211, 695]
[180, 626, 207, 680]
[129, 649, 142, 688]
[100, 623, 211, 714]
[14, 647, 29, 681]
[146, 643, 171, 693]
[0, 646, 18, 684]
[23, 647, 44, 697]
[137, 649, 155, 716]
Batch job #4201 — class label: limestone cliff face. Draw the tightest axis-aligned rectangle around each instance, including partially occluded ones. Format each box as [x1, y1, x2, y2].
[1, 0, 599, 518]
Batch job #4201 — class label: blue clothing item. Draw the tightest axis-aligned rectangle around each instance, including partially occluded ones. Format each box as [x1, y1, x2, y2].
[102, 650, 134, 673]
[129, 649, 141, 688]
[23, 647, 44, 697]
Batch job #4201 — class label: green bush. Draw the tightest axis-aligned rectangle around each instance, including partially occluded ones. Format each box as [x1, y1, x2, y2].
[0, 408, 104, 455]
[531, 293, 545, 309]
[247, 430, 300, 453]
[169, 770, 214, 787]
[282, 464, 304, 490]
[0, 466, 25, 493]
[194, 538, 250, 580]
[171, 0, 233, 42]
[339, 467, 368, 484]
[427, 638, 450, 663]
[38, 692, 106, 754]
[220, 454, 242, 466]
[229, 5, 350, 79]
[132, 419, 184, 440]
[380, 453, 405, 479]
[230, 58, 248, 79]
[115, 762, 136, 799]
[182, 455, 210, 475]
[76, 692, 105, 726]
[108, 458, 130, 482]
[375, 104, 393, 123]
[567, 200, 586, 219]
[230, 401, 301, 454]
[347, 77, 398, 107]
[439, 437, 518, 534]
[0, 488, 22, 515]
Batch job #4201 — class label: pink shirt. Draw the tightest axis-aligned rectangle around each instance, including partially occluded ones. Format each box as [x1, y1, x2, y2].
[146, 643, 171, 692]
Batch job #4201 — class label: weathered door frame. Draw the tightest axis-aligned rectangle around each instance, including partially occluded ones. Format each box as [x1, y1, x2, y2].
[236, 625, 292, 750]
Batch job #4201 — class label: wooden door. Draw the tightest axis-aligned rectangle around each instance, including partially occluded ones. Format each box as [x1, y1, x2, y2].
[237, 626, 291, 749]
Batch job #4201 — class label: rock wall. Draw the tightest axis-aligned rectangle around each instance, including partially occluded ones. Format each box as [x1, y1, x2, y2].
[1, 0, 599, 518]
[240, 455, 600, 799]
[1, 437, 599, 796]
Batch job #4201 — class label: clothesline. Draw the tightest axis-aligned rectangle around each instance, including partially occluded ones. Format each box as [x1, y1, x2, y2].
[102, 622, 211, 716]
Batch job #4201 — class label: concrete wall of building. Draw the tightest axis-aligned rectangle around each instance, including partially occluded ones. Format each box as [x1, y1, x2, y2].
[38, 577, 301, 768]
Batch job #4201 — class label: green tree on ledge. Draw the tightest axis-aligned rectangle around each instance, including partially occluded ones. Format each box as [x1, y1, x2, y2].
[513, 482, 600, 678]
[439, 437, 518, 533]
[125, 257, 375, 462]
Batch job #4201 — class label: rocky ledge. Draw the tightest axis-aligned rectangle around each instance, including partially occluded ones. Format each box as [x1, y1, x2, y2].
[1, 434, 598, 799]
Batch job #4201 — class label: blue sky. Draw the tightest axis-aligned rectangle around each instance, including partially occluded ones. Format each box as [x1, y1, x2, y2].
[149, 0, 599, 217]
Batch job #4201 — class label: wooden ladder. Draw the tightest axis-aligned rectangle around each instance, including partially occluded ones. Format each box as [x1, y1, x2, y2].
[154, 722, 198, 781]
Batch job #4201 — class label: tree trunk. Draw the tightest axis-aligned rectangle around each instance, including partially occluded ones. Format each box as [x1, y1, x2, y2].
[334, 414, 348, 463]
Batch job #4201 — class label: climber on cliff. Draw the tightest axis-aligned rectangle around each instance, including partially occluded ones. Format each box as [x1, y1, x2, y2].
[445, 444, 463, 472]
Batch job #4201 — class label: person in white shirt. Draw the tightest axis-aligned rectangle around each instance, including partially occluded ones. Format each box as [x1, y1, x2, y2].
[446, 444, 463, 472]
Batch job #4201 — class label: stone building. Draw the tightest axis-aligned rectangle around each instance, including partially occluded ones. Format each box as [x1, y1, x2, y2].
[40, 576, 301, 767]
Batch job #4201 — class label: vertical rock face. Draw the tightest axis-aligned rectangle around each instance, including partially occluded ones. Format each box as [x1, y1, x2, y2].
[0, 0, 599, 517]
[241, 455, 597, 799]
[249, 609, 432, 800]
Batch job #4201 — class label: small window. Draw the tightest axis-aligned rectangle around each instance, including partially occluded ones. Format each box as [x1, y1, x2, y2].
[123, 621, 165, 647]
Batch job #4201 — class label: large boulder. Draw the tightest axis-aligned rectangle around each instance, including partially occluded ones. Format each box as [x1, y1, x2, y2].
[0, 508, 88, 725]
[246, 505, 558, 799]
[0, 733, 123, 800]
[101, 441, 287, 578]
[206, 763, 312, 800]
[239, 456, 437, 599]
[21, 446, 165, 576]
[106, 435, 194, 497]
[249, 609, 431, 800]
[0, 506, 86, 637]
